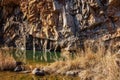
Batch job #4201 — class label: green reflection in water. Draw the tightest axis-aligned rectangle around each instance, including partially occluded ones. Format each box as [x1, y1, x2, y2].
[11, 49, 61, 65]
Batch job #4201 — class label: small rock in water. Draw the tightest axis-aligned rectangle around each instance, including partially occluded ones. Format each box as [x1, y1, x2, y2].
[32, 68, 45, 76]
[32, 68, 40, 74]
[14, 66, 23, 72]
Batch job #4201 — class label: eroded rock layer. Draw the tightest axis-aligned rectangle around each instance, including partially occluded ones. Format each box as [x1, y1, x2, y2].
[0, 0, 119, 52]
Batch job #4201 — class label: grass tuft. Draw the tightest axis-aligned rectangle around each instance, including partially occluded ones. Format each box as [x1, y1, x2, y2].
[44, 43, 120, 80]
[0, 49, 16, 71]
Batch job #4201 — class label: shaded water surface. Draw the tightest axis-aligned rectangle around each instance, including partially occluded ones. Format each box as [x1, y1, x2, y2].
[11, 49, 61, 64]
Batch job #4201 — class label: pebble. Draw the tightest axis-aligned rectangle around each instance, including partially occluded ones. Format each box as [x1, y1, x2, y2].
[66, 70, 79, 76]
[14, 66, 23, 72]
[32, 68, 45, 76]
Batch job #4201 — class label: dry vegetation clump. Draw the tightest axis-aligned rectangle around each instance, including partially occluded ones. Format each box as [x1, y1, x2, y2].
[43, 42, 120, 80]
[0, 49, 16, 71]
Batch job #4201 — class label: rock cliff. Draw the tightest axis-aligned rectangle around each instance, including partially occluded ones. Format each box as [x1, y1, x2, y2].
[0, 0, 120, 53]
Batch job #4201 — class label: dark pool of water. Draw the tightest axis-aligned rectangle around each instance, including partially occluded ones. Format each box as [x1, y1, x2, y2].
[11, 49, 61, 64]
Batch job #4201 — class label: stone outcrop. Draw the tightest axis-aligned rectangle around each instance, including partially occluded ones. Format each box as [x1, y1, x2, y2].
[0, 0, 119, 52]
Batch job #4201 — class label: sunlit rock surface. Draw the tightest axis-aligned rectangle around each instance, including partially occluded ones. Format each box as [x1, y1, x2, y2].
[0, 0, 119, 52]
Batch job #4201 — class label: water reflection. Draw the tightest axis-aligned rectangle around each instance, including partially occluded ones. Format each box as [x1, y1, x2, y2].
[11, 49, 61, 64]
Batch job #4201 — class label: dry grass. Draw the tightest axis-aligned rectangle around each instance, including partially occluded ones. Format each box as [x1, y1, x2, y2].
[43, 42, 120, 80]
[0, 49, 16, 71]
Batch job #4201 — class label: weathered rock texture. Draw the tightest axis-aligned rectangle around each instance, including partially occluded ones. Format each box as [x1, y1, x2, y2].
[0, 0, 120, 52]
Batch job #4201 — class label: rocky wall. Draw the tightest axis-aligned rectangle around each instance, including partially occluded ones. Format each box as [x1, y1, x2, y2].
[0, 0, 120, 52]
